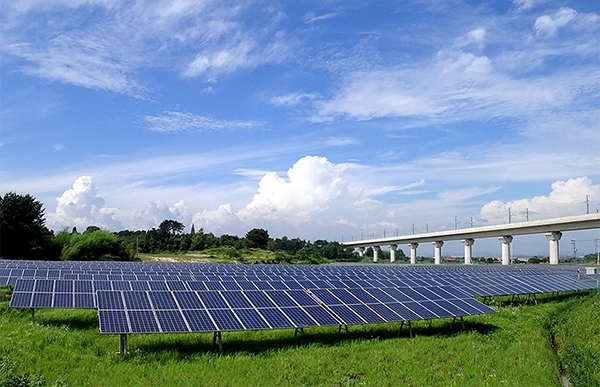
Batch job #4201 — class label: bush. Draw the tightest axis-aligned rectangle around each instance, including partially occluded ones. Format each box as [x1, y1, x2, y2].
[59, 230, 134, 261]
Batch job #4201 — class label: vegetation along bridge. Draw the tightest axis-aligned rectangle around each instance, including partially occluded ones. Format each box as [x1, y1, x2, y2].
[342, 213, 600, 265]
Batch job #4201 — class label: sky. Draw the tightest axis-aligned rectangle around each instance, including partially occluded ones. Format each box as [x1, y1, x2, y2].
[1, 0, 599, 257]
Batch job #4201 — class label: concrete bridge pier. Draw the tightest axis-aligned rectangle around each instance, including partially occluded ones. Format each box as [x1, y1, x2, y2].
[409, 243, 418, 264]
[498, 235, 513, 265]
[372, 245, 380, 263]
[389, 244, 398, 263]
[462, 238, 475, 264]
[433, 241, 444, 265]
[357, 246, 365, 257]
[545, 231, 562, 265]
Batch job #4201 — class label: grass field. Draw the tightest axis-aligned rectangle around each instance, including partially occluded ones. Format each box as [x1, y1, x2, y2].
[1, 288, 598, 387]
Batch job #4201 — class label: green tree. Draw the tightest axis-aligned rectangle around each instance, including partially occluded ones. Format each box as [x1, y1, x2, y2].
[245, 228, 270, 249]
[0, 192, 55, 259]
[60, 229, 134, 261]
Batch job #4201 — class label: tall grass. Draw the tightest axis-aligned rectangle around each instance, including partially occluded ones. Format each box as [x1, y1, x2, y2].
[0, 292, 596, 387]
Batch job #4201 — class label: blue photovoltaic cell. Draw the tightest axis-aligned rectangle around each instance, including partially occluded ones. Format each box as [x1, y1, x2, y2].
[236, 281, 258, 291]
[148, 282, 169, 291]
[128, 310, 159, 333]
[434, 300, 465, 316]
[182, 309, 216, 332]
[462, 298, 496, 314]
[186, 282, 207, 291]
[94, 281, 112, 291]
[266, 291, 297, 307]
[347, 304, 385, 323]
[346, 288, 379, 304]
[221, 281, 242, 291]
[74, 281, 93, 293]
[31, 293, 53, 308]
[311, 289, 341, 305]
[364, 288, 396, 303]
[97, 291, 124, 309]
[259, 308, 294, 328]
[156, 310, 188, 332]
[197, 292, 229, 309]
[412, 287, 442, 301]
[208, 309, 244, 331]
[283, 281, 303, 290]
[268, 281, 288, 290]
[329, 305, 365, 324]
[173, 292, 203, 309]
[9, 292, 32, 308]
[366, 303, 402, 321]
[420, 300, 452, 317]
[244, 291, 276, 308]
[74, 293, 96, 308]
[205, 281, 225, 291]
[34, 279, 54, 292]
[99, 310, 129, 334]
[130, 281, 150, 291]
[281, 307, 316, 326]
[233, 309, 271, 330]
[399, 288, 427, 302]
[253, 282, 274, 291]
[330, 289, 362, 304]
[149, 292, 178, 310]
[112, 281, 131, 291]
[405, 302, 438, 319]
[221, 292, 252, 308]
[385, 303, 422, 321]
[15, 279, 35, 291]
[53, 293, 73, 308]
[166, 281, 187, 291]
[123, 292, 152, 310]
[54, 280, 73, 293]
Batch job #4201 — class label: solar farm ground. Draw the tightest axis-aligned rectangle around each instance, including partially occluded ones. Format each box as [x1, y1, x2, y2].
[0, 288, 598, 387]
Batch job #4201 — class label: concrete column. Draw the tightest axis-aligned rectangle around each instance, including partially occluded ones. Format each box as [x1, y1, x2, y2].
[389, 244, 398, 263]
[409, 243, 418, 264]
[357, 246, 365, 257]
[462, 238, 475, 265]
[545, 231, 562, 265]
[498, 235, 513, 265]
[433, 241, 444, 265]
[372, 245, 380, 263]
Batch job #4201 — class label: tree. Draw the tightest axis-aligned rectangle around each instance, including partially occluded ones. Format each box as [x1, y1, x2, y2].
[158, 220, 185, 236]
[245, 228, 270, 249]
[60, 229, 134, 261]
[0, 192, 54, 259]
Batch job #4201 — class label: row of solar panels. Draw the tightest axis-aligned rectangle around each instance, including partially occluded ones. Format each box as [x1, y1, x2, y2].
[95, 286, 493, 334]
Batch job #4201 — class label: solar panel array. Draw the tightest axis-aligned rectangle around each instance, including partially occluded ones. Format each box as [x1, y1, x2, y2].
[3, 259, 598, 338]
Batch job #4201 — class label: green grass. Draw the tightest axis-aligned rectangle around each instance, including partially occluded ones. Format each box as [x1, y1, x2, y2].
[0, 292, 598, 387]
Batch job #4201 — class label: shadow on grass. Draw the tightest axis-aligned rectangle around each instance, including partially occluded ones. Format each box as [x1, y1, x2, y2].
[39, 314, 99, 331]
[129, 319, 498, 358]
[480, 289, 594, 308]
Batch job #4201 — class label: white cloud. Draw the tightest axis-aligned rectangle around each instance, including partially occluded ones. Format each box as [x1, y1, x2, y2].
[513, 0, 546, 11]
[47, 176, 122, 231]
[143, 111, 261, 133]
[534, 7, 577, 38]
[323, 137, 360, 147]
[268, 92, 321, 106]
[480, 177, 600, 224]
[304, 12, 338, 24]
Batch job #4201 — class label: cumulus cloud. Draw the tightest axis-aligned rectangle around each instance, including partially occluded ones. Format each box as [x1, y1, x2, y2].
[534, 7, 577, 38]
[480, 177, 599, 224]
[143, 111, 261, 133]
[47, 176, 192, 231]
[47, 176, 122, 231]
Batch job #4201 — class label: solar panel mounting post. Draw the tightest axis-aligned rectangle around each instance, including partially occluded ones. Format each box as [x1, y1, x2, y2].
[30, 308, 35, 325]
[213, 332, 222, 352]
[294, 327, 304, 336]
[119, 334, 128, 355]
[451, 316, 465, 330]
[398, 321, 413, 338]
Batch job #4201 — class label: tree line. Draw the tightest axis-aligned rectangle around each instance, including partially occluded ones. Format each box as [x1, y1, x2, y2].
[0, 192, 359, 263]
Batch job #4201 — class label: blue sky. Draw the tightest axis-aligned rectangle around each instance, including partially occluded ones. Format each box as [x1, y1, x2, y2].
[1, 0, 599, 256]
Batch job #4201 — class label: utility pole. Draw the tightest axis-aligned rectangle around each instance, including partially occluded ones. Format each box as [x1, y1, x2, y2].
[571, 238, 577, 260]
[425, 224, 429, 233]
[470, 217, 473, 228]
[525, 208, 529, 221]
[508, 207, 512, 224]
[584, 195, 590, 214]
[454, 216, 458, 230]
[412, 223, 415, 235]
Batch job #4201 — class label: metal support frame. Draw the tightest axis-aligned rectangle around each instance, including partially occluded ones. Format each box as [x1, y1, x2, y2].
[212, 331, 223, 352]
[294, 327, 304, 336]
[30, 308, 35, 325]
[338, 324, 348, 333]
[527, 293, 538, 305]
[119, 334, 128, 355]
[450, 316, 465, 330]
[398, 321, 414, 338]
